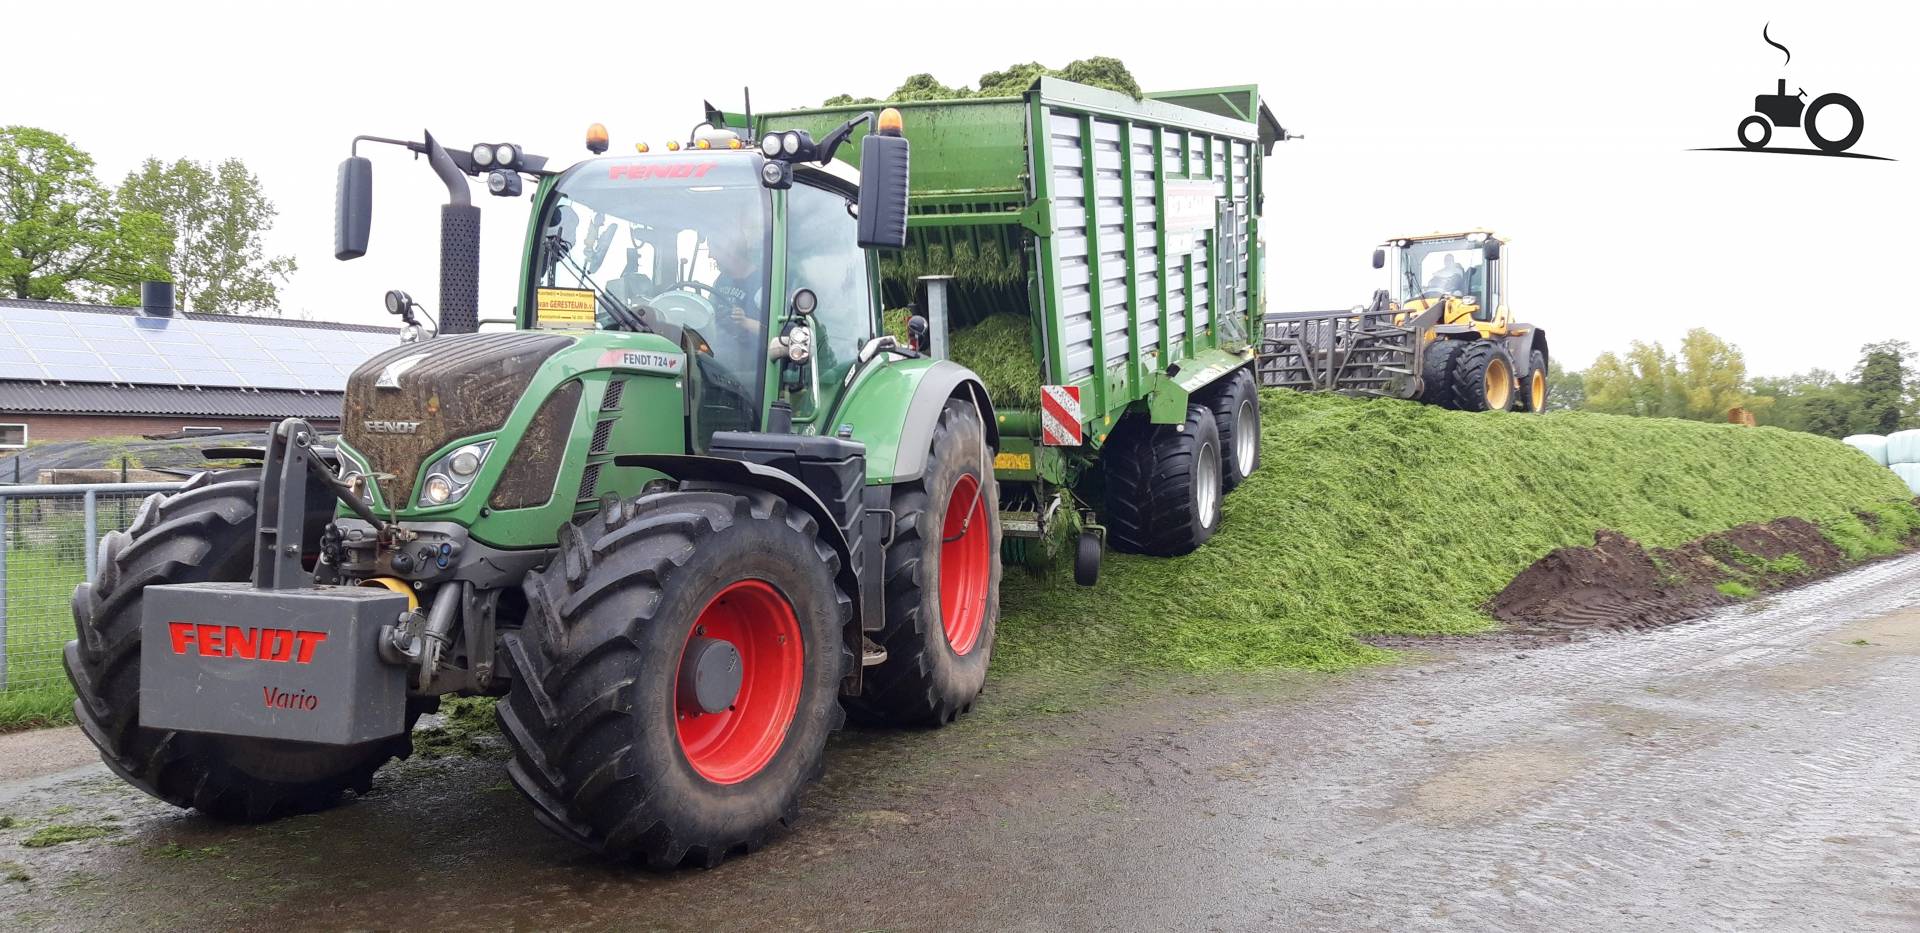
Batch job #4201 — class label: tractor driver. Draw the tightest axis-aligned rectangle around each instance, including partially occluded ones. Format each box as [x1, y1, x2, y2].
[709, 232, 764, 340]
[1425, 254, 1469, 296]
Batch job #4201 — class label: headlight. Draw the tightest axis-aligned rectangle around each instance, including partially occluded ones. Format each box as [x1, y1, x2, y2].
[782, 131, 800, 155]
[448, 444, 485, 478]
[494, 144, 517, 167]
[760, 134, 781, 157]
[416, 440, 494, 508]
[471, 144, 494, 167]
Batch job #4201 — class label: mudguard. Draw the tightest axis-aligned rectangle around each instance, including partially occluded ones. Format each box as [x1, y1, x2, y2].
[831, 357, 998, 484]
[1504, 325, 1550, 377]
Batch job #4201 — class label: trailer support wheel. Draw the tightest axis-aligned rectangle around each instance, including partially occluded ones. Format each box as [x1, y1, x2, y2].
[499, 484, 851, 868]
[845, 398, 1000, 727]
[1102, 403, 1224, 557]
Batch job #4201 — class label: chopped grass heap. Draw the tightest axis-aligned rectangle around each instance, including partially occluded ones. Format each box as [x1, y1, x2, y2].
[994, 391, 1919, 674]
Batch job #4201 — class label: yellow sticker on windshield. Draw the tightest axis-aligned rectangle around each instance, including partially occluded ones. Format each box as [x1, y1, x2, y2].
[535, 287, 596, 327]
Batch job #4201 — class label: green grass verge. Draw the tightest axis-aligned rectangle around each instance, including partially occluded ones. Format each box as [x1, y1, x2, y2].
[3, 546, 84, 729]
[992, 391, 1918, 675]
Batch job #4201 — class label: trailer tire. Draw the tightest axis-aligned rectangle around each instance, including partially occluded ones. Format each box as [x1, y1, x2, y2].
[1451, 340, 1518, 413]
[63, 470, 421, 823]
[1418, 339, 1467, 409]
[498, 485, 852, 868]
[1518, 349, 1550, 413]
[1103, 403, 1223, 557]
[846, 399, 1000, 727]
[1205, 368, 1261, 491]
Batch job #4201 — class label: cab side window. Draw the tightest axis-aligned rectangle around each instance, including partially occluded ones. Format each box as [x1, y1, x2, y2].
[787, 182, 873, 405]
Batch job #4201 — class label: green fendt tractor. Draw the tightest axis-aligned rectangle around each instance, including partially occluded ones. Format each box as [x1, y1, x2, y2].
[65, 106, 1002, 868]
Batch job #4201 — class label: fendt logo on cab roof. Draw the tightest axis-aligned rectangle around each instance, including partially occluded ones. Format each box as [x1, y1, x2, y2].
[607, 161, 716, 181]
[168, 622, 328, 665]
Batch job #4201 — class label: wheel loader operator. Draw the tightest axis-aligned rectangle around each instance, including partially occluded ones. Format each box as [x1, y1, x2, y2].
[1425, 254, 1469, 296]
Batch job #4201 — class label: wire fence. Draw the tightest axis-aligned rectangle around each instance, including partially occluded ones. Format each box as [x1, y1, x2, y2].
[1, 482, 185, 694]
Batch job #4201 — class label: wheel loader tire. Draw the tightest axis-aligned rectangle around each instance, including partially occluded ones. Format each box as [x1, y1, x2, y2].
[1417, 339, 1468, 409]
[846, 398, 1000, 728]
[1519, 349, 1550, 413]
[63, 470, 421, 823]
[498, 485, 852, 868]
[1451, 340, 1518, 413]
[1102, 403, 1223, 557]
[1204, 368, 1261, 492]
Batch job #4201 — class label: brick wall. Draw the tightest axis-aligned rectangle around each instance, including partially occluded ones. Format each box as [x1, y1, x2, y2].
[0, 413, 341, 444]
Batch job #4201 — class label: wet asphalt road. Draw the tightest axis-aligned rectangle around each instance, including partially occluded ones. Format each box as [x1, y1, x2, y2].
[4, 554, 1919, 932]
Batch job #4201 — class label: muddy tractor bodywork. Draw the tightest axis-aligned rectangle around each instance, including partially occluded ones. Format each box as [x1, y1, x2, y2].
[67, 109, 1010, 867]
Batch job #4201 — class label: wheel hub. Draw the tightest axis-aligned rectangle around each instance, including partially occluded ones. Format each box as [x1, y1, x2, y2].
[678, 636, 743, 715]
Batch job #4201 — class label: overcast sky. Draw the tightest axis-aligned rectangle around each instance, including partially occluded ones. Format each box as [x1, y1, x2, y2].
[3, 0, 1913, 377]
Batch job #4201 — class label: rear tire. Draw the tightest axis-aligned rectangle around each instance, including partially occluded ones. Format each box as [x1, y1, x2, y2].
[1204, 368, 1261, 491]
[847, 399, 1000, 728]
[1518, 349, 1549, 413]
[1451, 340, 1517, 412]
[1417, 339, 1467, 409]
[64, 470, 420, 823]
[1103, 403, 1223, 556]
[498, 485, 852, 868]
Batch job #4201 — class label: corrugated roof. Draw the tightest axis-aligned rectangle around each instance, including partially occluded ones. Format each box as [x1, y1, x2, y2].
[0, 297, 401, 392]
[0, 380, 341, 419]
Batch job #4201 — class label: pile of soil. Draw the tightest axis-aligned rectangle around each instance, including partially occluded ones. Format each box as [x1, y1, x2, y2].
[1488, 517, 1854, 636]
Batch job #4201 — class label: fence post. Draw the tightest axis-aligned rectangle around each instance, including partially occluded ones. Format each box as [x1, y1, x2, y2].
[83, 488, 98, 582]
[1, 492, 9, 692]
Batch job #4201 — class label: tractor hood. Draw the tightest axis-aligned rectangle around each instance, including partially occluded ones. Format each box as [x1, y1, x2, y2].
[342, 332, 574, 508]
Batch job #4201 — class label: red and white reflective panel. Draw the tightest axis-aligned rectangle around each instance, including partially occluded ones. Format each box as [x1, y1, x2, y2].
[1040, 385, 1083, 446]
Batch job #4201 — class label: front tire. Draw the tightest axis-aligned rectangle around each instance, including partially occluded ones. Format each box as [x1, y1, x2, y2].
[64, 470, 419, 823]
[1451, 340, 1517, 412]
[1417, 339, 1467, 409]
[498, 486, 852, 867]
[1103, 403, 1223, 556]
[847, 398, 1000, 727]
[1518, 349, 1549, 413]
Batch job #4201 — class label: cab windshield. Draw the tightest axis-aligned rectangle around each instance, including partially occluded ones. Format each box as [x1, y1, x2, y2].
[531, 154, 772, 436]
[1392, 238, 1487, 307]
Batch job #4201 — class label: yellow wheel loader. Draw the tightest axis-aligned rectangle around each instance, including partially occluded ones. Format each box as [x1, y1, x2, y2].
[1257, 231, 1549, 413]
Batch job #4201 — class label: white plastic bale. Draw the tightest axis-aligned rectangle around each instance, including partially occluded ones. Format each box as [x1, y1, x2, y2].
[1887, 429, 1920, 466]
[1843, 434, 1890, 466]
[1890, 462, 1920, 495]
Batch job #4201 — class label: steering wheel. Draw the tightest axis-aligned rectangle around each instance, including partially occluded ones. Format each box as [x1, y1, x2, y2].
[645, 289, 717, 333]
[665, 280, 718, 299]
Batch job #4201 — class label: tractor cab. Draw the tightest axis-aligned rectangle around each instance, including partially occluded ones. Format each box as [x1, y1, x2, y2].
[1375, 230, 1510, 333]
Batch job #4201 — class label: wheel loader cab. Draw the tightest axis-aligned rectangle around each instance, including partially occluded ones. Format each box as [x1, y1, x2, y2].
[1382, 232, 1510, 330]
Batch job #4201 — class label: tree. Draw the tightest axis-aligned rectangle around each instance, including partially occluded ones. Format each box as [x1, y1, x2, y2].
[0, 126, 168, 300]
[1853, 340, 1913, 434]
[1545, 360, 1585, 412]
[117, 157, 295, 314]
[1582, 351, 1636, 415]
[1677, 328, 1753, 421]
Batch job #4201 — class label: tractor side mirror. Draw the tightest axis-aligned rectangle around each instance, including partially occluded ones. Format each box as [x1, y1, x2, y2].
[856, 133, 909, 250]
[1371, 248, 1385, 269]
[335, 156, 373, 261]
[1482, 240, 1501, 261]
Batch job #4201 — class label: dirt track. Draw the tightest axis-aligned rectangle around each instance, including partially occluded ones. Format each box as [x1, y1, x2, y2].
[4, 555, 1919, 932]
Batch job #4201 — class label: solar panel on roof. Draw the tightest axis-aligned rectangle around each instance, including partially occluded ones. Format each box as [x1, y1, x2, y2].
[1, 308, 398, 390]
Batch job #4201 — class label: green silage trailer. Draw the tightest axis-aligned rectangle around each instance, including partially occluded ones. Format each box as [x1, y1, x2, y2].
[755, 77, 1292, 570]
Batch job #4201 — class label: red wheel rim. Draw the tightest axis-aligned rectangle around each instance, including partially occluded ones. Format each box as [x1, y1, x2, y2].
[674, 580, 804, 784]
[938, 473, 990, 656]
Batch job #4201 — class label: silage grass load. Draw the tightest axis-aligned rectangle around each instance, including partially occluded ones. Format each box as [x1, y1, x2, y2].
[884, 308, 1042, 410]
[993, 392, 1920, 675]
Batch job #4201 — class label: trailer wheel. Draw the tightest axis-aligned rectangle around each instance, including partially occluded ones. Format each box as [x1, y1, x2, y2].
[498, 485, 851, 868]
[64, 470, 421, 823]
[1204, 368, 1261, 491]
[1417, 339, 1467, 409]
[847, 398, 1000, 727]
[1102, 403, 1223, 556]
[1451, 340, 1518, 412]
[1518, 350, 1550, 413]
